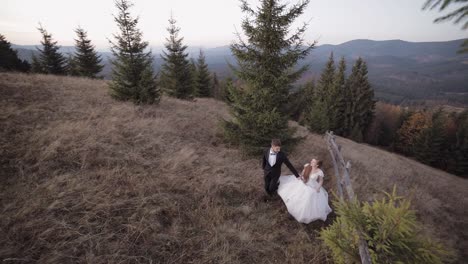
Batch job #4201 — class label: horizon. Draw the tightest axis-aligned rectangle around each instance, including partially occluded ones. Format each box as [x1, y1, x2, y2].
[2, 0, 467, 50]
[11, 38, 468, 53]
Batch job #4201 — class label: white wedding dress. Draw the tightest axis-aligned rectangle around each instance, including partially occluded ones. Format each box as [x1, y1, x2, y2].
[278, 168, 332, 224]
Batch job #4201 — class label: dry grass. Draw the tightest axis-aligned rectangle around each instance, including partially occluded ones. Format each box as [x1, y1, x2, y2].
[0, 72, 466, 263]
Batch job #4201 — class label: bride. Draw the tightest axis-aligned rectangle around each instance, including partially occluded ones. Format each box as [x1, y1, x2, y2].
[277, 158, 332, 224]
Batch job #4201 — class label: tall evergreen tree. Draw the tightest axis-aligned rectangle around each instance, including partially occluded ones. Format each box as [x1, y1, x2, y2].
[35, 24, 67, 75]
[108, 0, 160, 104]
[316, 52, 336, 99]
[189, 58, 197, 96]
[347, 58, 375, 141]
[72, 27, 104, 78]
[195, 49, 211, 97]
[305, 53, 335, 133]
[307, 95, 329, 133]
[331, 56, 348, 135]
[160, 15, 193, 99]
[0, 34, 30, 72]
[222, 0, 315, 154]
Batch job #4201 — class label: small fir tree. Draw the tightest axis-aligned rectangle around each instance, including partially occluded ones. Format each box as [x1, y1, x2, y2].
[108, 0, 160, 104]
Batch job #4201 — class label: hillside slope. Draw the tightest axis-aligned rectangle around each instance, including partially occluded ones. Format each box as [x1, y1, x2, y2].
[1, 73, 467, 263]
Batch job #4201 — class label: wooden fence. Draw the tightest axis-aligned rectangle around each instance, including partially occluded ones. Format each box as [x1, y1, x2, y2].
[325, 131, 372, 264]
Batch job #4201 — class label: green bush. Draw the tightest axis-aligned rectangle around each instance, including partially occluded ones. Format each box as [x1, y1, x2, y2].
[320, 187, 454, 264]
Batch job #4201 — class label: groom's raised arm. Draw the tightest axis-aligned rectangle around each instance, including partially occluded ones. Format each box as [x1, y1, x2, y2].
[284, 156, 300, 178]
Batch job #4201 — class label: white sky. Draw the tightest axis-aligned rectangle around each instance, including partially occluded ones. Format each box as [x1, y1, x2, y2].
[1, 0, 466, 50]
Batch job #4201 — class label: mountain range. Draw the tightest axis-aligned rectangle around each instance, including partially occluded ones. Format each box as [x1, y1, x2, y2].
[13, 38, 468, 105]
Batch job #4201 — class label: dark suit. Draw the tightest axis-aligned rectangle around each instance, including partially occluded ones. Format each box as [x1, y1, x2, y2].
[262, 148, 300, 196]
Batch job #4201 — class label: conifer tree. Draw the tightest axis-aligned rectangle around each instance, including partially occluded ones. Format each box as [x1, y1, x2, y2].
[287, 80, 315, 123]
[189, 58, 197, 96]
[331, 56, 347, 135]
[160, 15, 193, 99]
[317, 52, 336, 99]
[194, 49, 211, 97]
[0, 34, 30, 72]
[307, 97, 329, 133]
[347, 58, 375, 141]
[31, 53, 44, 73]
[35, 24, 67, 75]
[453, 110, 468, 177]
[222, 0, 315, 154]
[108, 0, 160, 104]
[413, 110, 447, 167]
[305, 53, 335, 133]
[72, 27, 104, 78]
[67, 53, 79, 76]
[211, 72, 222, 100]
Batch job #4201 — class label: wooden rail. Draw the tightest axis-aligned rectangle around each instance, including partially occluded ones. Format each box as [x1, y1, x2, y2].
[325, 131, 372, 264]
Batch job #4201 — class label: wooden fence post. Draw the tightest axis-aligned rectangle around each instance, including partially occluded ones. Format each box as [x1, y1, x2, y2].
[325, 131, 372, 264]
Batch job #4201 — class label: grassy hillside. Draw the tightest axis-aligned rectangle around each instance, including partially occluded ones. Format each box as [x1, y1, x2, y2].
[1, 73, 467, 263]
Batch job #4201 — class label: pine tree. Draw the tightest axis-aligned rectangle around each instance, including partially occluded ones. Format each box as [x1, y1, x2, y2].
[66, 54, 78, 76]
[35, 24, 67, 75]
[287, 80, 315, 123]
[0, 34, 30, 72]
[413, 110, 447, 168]
[31, 53, 44, 73]
[307, 96, 329, 133]
[72, 26, 104, 78]
[195, 49, 211, 97]
[305, 53, 335, 133]
[108, 0, 160, 104]
[211, 72, 223, 100]
[332, 56, 347, 135]
[317, 52, 336, 99]
[189, 58, 197, 96]
[222, 0, 315, 154]
[347, 58, 375, 141]
[160, 15, 193, 99]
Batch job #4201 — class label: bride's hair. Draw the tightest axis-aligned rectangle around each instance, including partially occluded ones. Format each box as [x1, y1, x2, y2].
[302, 159, 323, 182]
[303, 164, 312, 182]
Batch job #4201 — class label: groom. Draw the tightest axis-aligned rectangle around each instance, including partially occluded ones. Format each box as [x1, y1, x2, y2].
[262, 138, 300, 197]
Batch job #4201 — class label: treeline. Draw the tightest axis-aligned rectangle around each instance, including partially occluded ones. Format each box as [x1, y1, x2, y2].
[0, 0, 228, 104]
[286, 52, 467, 178]
[366, 103, 468, 177]
[1, 24, 104, 79]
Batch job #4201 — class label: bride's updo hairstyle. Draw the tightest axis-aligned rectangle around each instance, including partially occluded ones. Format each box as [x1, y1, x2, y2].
[303, 158, 323, 182]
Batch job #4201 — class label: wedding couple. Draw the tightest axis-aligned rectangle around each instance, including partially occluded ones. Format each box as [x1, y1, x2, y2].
[262, 138, 332, 224]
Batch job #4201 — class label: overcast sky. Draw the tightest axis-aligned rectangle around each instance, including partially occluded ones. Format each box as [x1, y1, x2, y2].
[1, 0, 466, 50]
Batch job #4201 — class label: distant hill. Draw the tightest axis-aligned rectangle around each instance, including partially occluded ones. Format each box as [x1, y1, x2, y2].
[1, 73, 467, 262]
[13, 39, 468, 105]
